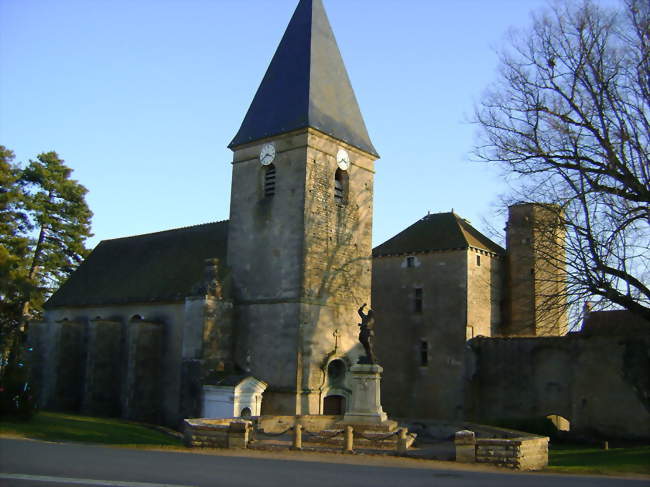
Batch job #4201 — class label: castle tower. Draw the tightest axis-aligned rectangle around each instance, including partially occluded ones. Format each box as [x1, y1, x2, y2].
[505, 203, 567, 336]
[227, 0, 379, 415]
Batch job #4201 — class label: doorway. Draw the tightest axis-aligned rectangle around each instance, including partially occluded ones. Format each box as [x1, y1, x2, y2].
[323, 395, 345, 415]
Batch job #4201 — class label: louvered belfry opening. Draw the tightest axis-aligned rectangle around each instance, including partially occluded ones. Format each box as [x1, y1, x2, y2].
[264, 164, 276, 197]
[334, 168, 348, 204]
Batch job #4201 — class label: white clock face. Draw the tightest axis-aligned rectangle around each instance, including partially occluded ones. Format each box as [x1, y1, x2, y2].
[336, 148, 350, 171]
[260, 143, 276, 166]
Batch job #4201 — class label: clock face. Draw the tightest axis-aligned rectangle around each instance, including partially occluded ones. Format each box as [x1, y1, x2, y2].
[336, 148, 350, 171]
[260, 143, 276, 166]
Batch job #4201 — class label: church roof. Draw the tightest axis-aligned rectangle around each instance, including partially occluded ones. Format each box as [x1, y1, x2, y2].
[45, 221, 229, 308]
[229, 0, 378, 157]
[373, 212, 505, 257]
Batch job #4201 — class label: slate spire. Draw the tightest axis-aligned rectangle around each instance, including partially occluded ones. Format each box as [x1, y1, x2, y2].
[229, 0, 378, 157]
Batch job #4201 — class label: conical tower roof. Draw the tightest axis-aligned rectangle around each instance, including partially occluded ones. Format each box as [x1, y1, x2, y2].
[229, 0, 378, 157]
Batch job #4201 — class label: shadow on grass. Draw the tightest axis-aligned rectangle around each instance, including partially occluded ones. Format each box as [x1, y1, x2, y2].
[0, 411, 181, 447]
[548, 444, 650, 476]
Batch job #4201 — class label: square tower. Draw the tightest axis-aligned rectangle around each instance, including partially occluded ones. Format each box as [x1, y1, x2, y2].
[505, 203, 568, 336]
[227, 0, 379, 414]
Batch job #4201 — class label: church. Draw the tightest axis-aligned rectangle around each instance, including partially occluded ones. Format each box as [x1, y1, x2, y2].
[31, 0, 378, 426]
[29, 0, 649, 440]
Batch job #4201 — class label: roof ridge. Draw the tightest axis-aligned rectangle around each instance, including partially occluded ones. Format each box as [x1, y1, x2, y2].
[102, 220, 229, 243]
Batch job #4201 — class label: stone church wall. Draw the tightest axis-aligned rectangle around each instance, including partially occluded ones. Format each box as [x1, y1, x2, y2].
[82, 319, 123, 416]
[298, 132, 374, 414]
[33, 302, 190, 427]
[180, 296, 234, 420]
[465, 335, 650, 440]
[29, 318, 87, 412]
[124, 318, 163, 423]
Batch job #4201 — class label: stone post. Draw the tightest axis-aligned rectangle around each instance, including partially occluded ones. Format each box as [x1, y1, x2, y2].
[227, 421, 250, 448]
[344, 425, 354, 453]
[455, 430, 476, 463]
[292, 424, 303, 450]
[397, 427, 409, 455]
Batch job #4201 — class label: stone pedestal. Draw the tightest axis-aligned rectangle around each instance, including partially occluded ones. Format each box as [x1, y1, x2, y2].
[342, 364, 388, 424]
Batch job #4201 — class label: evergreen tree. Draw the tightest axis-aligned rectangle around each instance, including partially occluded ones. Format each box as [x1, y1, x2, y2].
[0, 149, 92, 417]
[0, 146, 32, 353]
[18, 151, 93, 323]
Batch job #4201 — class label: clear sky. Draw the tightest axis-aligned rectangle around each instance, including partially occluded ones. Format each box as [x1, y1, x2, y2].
[0, 0, 618, 249]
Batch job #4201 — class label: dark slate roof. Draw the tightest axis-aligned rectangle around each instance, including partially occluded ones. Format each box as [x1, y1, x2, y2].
[229, 0, 378, 157]
[373, 212, 505, 257]
[46, 221, 229, 308]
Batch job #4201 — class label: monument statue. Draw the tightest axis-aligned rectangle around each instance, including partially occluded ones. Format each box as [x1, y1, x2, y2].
[357, 303, 377, 364]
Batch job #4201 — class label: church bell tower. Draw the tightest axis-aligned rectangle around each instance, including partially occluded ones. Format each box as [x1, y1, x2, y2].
[227, 0, 379, 415]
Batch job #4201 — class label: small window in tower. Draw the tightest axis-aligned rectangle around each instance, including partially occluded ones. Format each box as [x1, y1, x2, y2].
[264, 164, 276, 197]
[334, 169, 348, 204]
[406, 256, 415, 268]
[476, 255, 481, 266]
[420, 340, 429, 366]
[414, 287, 423, 313]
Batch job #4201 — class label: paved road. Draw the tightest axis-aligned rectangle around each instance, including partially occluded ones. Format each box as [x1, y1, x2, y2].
[0, 438, 647, 487]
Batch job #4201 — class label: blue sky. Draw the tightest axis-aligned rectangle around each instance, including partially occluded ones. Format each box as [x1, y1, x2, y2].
[0, 0, 618, 248]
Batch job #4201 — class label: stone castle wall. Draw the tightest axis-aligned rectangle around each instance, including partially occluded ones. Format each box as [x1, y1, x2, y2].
[373, 250, 469, 420]
[465, 335, 650, 439]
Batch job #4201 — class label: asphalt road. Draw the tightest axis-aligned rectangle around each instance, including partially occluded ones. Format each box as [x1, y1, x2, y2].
[0, 438, 647, 487]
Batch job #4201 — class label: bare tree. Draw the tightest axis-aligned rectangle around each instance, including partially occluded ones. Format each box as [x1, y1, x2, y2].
[474, 0, 650, 323]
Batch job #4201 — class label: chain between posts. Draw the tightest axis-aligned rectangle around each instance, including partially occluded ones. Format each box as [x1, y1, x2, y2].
[252, 424, 409, 453]
[302, 428, 344, 439]
[353, 430, 400, 441]
[253, 427, 294, 438]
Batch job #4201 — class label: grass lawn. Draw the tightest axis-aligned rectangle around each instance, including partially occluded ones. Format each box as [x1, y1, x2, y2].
[0, 411, 182, 447]
[547, 443, 650, 476]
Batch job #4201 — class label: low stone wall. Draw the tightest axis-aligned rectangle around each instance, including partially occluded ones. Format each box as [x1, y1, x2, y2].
[455, 430, 549, 470]
[183, 418, 252, 448]
[476, 437, 548, 470]
[401, 419, 532, 440]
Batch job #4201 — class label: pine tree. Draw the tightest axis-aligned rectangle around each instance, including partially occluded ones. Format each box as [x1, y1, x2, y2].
[0, 149, 92, 417]
[0, 146, 32, 352]
[18, 151, 93, 323]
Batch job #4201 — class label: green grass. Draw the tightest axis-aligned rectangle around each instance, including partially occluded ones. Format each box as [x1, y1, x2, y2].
[547, 443, 650, 476]
[0, 411, 182, 447]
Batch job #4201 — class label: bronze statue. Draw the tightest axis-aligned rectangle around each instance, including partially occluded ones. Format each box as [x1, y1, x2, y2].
[357, 303, 377, 364]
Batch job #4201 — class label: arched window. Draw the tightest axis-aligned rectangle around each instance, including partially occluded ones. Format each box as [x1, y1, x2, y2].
[327, 359, 346, 386]
[334, 169, 348, 204]
[264, 164, 276, 197]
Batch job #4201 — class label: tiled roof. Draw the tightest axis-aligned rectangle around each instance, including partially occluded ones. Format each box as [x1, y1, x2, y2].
[229, 0, 378, 157]
[373, 212, 504, 257]
[46, 221, 229, 308]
